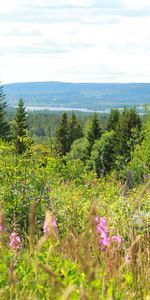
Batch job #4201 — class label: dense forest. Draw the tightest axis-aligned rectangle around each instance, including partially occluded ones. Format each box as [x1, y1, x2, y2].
[0, 84, 150, 299]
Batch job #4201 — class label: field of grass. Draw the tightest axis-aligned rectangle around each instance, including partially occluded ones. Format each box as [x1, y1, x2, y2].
[0, 141, 150, 299]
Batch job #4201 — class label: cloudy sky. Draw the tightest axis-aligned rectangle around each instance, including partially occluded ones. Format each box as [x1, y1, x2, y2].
[1, 0, 150, 83]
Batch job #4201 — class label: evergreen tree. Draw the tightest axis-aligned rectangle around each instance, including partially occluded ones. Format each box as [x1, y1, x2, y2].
[56, 112, 69, 155]
[107, 109, 120, 131]
[115, 107, 142, 165]
[86, 112, 102, 156]
[0, 85, 10, 140]
[14, 98, 28, 154]
[68, 112, 83, 151]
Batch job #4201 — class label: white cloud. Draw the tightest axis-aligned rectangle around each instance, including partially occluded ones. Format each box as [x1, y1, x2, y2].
[0, 0, 150, 83]
[123, 0, 150, 9]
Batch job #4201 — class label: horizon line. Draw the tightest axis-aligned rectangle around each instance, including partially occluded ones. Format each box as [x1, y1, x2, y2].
[2, 80, 150, 85]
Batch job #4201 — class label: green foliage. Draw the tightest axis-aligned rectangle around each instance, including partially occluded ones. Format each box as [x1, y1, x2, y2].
[123, 113, 150, 184]
[85, 113, 102, 156]
[14, 98, 32, 154]
[106, 108, 120, 131]
[114, 107, 142, 167]
[0, 104, 150, 299]
[0, 85, 10, 140]
[56, 112, 69, 155]
[0, 137, 150, 299]
[90, 131, 115, 176]
[67, 137, 89, 162]
[68, 112, 83, 149]
[56, 112, 83, 156]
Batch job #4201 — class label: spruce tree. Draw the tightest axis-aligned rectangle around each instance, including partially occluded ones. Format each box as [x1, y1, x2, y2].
[115, 107, 142, 164]
[0, 85, 10, 140]
[14, 98, 28, 154]
[68, 112, 83, 151]
[107, 109, 120, 131]
[56, 112, 69, 155]
[86, 112, 102, 156]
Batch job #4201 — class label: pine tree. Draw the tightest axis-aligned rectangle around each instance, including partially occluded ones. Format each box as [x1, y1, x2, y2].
[0, 85, 10, 140]
[86, 112, 102, 156]
[14, 98, 28, 154]
[56, 112, 69, 155]
[68, 112, 83, 151]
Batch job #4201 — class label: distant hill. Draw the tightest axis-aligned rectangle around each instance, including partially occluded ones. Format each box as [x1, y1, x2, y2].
[3, 81, 150, 111]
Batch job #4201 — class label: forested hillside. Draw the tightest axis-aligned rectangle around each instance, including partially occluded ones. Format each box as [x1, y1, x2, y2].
[0, 85, 150, 299]
[4, 81, 150, 111]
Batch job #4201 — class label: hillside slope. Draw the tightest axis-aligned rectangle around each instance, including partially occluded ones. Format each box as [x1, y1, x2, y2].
[3, 81, 150, 110]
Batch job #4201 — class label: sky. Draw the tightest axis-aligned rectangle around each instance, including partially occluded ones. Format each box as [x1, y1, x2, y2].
[1, 0, 150, 83]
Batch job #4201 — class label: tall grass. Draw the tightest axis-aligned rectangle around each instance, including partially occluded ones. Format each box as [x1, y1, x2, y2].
[0, 142, 149, 299]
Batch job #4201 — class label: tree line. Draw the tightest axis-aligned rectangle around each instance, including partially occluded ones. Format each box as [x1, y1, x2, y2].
[57, 108, 142, 177]
[0, 84, 143, 177]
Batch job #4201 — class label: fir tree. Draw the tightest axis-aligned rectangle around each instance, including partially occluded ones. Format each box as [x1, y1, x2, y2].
[56, 112, 69, 155]
[107, 109, 120, 131]
[0, 85, 10, 140]
[68, 112, 83, 151]
[86, 112, 102, 156]
[14, 98, 28, 154]
[115, 107, 142, 164]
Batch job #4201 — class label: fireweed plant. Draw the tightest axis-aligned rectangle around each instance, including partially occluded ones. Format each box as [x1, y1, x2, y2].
[0, 141, 149, 299]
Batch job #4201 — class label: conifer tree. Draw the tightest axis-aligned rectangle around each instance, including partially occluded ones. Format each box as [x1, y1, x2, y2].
[56, 112, 69, 155]
[14, 98, 28, 154]
[107, 109, 120, 131]
[115, 107, 141, 164]
[68, 112, 83, 150]
[86, 112, 102, 156]
[0, 85, 10, 140]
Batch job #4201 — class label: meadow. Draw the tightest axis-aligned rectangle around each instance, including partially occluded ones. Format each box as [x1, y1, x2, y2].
[0, 141, 149, 299]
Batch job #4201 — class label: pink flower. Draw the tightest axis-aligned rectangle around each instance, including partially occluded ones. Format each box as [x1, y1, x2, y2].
[112, 235, 122, 243]
[96, 216, 110, 250]
[99, 217, 107, 227]
[100, 235, 110, 247]
[9, 231, 22, 251]
[51, 216, 57, 230]
[125, 255, 130, 264]
[95, 216, 122, 251]
[43, 213, 57, 236]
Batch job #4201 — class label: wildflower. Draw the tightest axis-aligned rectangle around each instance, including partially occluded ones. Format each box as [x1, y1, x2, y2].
[125, 254, 130, 264]
[51, 216, 57, 230]
[95, 216, 122, 250]
[9, 231, 22, 252]
[100, 235, 110, 247]
[112, 235, 122, 243]
[95, 216, 110, 249]
[43, 212, 57, 236]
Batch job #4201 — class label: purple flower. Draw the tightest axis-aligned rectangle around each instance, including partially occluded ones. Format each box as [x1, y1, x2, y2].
[9, 231, 22, 251]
